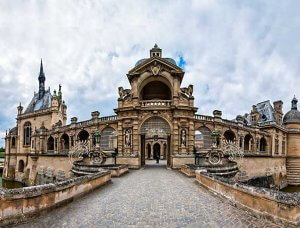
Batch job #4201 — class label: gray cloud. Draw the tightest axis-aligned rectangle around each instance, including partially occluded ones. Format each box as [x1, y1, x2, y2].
[0, 0, 300, 146]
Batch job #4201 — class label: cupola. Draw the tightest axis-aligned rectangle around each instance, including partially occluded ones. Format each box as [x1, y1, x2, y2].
[283, 96, 300, 126]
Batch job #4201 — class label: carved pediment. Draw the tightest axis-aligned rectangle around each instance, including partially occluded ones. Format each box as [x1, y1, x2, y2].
[127, 57, 184, 82]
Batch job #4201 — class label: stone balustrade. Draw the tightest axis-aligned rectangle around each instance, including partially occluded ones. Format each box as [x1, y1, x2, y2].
[140, 100, 172, 107]
[51, 115, 118, 132]
[194, 114, 214, 121]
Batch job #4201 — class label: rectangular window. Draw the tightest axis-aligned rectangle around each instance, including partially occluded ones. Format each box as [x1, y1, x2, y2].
[275, 139, 279, 155]
[282, 140, 286, 155]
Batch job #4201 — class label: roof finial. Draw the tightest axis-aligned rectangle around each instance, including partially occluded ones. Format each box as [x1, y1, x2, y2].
[292, 96, 298, 110]
[40, 58, 43, 73]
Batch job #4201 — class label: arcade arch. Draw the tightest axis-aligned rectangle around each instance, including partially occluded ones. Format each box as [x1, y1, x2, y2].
[140, 81, 171, 100]
[140, 116, 171, 167]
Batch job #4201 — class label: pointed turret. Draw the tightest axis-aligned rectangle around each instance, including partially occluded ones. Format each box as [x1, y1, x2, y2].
[38, 59, 46, 99]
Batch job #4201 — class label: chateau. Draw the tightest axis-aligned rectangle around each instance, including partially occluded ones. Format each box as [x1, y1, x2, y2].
[3, 45, 300, 187]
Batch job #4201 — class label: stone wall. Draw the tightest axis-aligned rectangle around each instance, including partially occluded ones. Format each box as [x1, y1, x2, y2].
[0, 170, 111, 226]
[13, 155, 71, 185]
[236, 156, 286, 188]
[196, 171, 300, 226]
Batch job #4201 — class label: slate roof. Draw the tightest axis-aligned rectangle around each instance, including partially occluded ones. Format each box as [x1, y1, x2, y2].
[24, 89, 52, 114]
[135, 57, 177, 67]
[239, 100, 276, 125]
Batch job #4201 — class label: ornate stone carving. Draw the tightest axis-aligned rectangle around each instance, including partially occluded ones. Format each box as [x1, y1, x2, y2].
[118, 87, 132, 100]
[151, 65, 161, 76]
[180, 85, 193, 98]
[180, 129, 187, 147]
[124, 128, 132, 147]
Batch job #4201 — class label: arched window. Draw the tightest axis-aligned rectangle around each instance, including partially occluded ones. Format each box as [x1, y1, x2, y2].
[195, 127, 212, 150]
[140, 81, 171, 100]
[23, 122, 31, 146]
[11, 137, 16, 148]
[244, 134, 253, 151]
[60, 133, 70, 151]
[78, 130, 89, 142]
[223, 130, 235, 143]
[100, 127, 117, 151]
[47, 136, 54, 151]
[260, 137, 267, 152]
[18, 160, 25, 172]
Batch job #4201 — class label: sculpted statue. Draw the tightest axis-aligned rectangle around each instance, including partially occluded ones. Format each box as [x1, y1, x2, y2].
[181, 129, 186, 147]
[118, 87, 132, 100]
[180, 85, 193, 98]
[124, 128, 131, 147]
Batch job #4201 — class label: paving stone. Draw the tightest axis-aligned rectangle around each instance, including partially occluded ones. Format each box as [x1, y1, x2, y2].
[19, 160, 281, 228]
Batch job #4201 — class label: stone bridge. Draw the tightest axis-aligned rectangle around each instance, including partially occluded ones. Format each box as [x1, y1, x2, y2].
[19, 161, 279, 228]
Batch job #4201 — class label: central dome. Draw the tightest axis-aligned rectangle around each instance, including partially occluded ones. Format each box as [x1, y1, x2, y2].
[134, 44, 177, 67]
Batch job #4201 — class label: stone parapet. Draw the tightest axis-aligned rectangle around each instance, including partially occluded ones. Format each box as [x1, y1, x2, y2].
[0, 170, 111, 226]
[196, 171, 300, 226]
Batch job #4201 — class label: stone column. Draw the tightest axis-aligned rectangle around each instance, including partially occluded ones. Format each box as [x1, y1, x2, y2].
[132, 119, 139, 156]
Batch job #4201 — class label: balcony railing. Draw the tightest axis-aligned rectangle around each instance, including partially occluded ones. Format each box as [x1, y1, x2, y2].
[140, 100, 172, 107]
[194, 114, 214, 121]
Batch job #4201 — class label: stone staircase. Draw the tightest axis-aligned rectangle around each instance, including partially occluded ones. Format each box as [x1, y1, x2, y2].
[286, 158, 300, 185]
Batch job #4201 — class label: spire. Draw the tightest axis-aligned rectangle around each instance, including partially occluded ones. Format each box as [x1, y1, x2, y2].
[291, 95, 298, 110]
[58, 84, 62, 101]
[38, 59, 46, 99]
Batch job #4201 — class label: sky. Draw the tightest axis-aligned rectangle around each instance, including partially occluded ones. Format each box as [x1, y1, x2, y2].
[0, 0, 300, 147]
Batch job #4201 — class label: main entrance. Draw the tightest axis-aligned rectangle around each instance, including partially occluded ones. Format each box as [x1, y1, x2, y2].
[140, 117, 171, 167]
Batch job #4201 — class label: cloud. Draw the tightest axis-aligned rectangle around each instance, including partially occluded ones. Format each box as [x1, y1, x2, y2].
[0, 0, 300, 146]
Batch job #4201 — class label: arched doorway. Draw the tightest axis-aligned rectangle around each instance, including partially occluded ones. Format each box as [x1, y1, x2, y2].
[47, 136, 54, 151]
[140, 117, 171, 167]
[60, 133, 70, 151]
[244, 134, 253, 152]
[153, 143, 161, 163]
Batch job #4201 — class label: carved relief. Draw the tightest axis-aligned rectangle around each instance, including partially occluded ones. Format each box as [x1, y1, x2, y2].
[180, 85, 193, 98]
[180, 129, 187, 147]
[124, 128, 132, 147]
[118, 87, 132, 100]
[151, 65, 161, 76]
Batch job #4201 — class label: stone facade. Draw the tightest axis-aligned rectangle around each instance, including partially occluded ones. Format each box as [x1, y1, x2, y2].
[3, 45, 300, 186]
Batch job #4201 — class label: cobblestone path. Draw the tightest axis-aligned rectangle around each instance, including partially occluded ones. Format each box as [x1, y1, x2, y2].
[21, 161, 280, 228]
